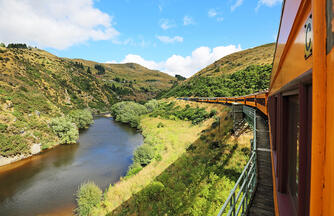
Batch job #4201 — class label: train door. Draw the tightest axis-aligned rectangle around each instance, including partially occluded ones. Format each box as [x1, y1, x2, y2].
[269, 83, 312, 215]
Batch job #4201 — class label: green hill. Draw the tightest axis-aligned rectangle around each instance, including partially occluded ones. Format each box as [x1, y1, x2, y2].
[160, 43, 275, 98]
[0, 46, 175, 157]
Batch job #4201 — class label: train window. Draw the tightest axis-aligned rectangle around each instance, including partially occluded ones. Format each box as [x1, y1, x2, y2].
[286, 95, 300, 206]
[327, 0, 334, 53]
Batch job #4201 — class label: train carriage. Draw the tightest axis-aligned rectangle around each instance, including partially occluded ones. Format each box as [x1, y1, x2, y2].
[179, 1, 334, 215]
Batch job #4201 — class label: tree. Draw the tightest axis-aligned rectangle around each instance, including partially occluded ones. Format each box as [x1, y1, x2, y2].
[49, 117, 79, 144]
[7, 43, 28, 49]
[94, 64, 105, 75]
[0, 43, 5, 48]
[175, 74, 186, 81]
[69, 109, 93, 129]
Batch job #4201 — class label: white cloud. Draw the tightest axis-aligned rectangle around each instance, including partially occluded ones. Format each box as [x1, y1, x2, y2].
[0, 0, 119, 50]
[159, 19, 175, 30]
[121, 54, 161, 70]
[111, 44, 242, 78]
[231, 0, 244, 11]
[217, 17, 224, 22]
[256, 0, 282, 11]
[157, 35, 183, 43]
[183, 16, 195, 25]
[208, 9, 218, 17]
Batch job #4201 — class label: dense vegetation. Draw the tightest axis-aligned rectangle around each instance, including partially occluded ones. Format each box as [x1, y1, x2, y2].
[69, 109, 94, 129]
[76, 182, 103, 216]
[0, 46, 174, 157]
[110, 107, 250, 216]
[175, 74, 186, 81]
[110, 100, 216, 178]
[80, 100, 251, 216]
[6, 43, 28, 49]
[161, 64, 272, 98]
[0, 134, 30, 156]
[149, 101, 216, 125]
[49, 117, 79, 145]
[111, 101, 149, 127]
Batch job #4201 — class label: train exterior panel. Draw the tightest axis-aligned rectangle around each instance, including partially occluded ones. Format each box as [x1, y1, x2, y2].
[178, 1, 333, 215]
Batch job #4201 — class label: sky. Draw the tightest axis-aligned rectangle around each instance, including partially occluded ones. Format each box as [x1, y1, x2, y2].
[0, 0, 282, 77]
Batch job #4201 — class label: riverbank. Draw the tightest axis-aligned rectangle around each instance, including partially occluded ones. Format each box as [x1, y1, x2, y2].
[0, 117, 143, 216]
[109, 101, 252, 215]
[78, 99, 251, 216]
[0, 143, 45, 167]
[0, 109, 94, 167]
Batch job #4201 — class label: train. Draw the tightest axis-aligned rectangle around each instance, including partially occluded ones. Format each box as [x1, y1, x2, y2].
[179, 0, 334, 215]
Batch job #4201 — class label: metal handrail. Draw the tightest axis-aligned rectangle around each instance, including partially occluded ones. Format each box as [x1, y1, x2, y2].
[217, 109, 257, 216]
[217, 151, 257, 216]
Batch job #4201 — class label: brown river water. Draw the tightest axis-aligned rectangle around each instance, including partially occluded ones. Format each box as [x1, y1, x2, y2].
[0, 117, 143, 216]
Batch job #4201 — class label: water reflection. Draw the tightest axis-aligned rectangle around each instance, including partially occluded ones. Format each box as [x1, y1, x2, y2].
[0, 117, 142, 216]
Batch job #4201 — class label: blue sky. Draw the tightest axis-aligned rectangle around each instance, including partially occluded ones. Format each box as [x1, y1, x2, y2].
[0, 0, 282, 77]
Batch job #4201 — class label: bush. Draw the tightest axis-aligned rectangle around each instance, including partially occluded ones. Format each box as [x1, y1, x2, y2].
[94, 64, 105, 75]
[144, 99, 159, 112]
[69, 109, 93, 129]
[210, 109, 217, 117]
[76, 182, 102, 216]
[50, 117, 79, 144]
[125, 163, 143, 178]
[141, 181, 165, 201]
[0, 134, 30, 156]
[149, 102, 211, 125]
[0, 123, 8, 133]
[157, 122, 165, 128]
[133, 145, 155, 167]
[111, 101, 148, 128]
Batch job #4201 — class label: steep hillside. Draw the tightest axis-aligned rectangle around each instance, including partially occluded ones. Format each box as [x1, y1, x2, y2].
[192, 43, 275, 78]
[0, 46, 175, 158]
[161, 43, 275, 98]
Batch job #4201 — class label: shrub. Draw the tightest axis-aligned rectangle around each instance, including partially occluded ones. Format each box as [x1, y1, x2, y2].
[125, 163, 143, 178]
[49, 117, 79, 144]
[0, 123, 8, 133]
[0, 134, 30, 156]
[142, 181, 165, 201]
[94, 64, 105, 75]
[157, 122, 165, 128]
[76, 182, 102, 216]
[111, 101, 148, 128]
[144, 99, 159, 112]
[69, 109, 93, 129]
[210, 109, 217, 117]
[133, 145, 155, 166]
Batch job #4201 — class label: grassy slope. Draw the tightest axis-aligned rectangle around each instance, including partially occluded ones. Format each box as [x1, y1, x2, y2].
[88, 99, 252, 215]
[0, 47, 175, 155]
[192, 43, 275, 78]
[160, 43, 275, 98]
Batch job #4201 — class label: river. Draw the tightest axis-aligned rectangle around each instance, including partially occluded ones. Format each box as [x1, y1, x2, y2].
[0, 117, 143, 216]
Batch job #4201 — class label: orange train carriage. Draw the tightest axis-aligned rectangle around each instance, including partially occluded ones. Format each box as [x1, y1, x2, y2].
[179, 0, 334, 215]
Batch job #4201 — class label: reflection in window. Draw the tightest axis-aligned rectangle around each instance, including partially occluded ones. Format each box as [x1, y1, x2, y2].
[327, 0, 334, 52]
[287, 95, 300, 204]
